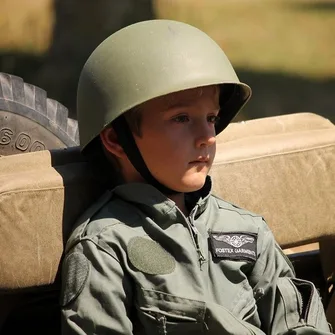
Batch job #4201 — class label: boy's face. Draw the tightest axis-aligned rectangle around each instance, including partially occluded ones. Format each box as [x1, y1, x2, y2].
[133, 85, 219, 193]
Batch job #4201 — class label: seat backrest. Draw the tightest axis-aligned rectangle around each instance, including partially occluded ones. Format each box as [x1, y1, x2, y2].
[0, 112, 334, 332]
[0, 148, 105, 334]
[212, 112, 335, 248]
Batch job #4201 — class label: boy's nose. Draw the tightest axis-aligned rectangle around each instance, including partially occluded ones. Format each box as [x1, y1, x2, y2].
[195, 124, 216, 148]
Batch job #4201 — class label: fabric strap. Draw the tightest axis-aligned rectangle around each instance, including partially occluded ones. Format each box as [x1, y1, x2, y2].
[112, 115, 179, 195]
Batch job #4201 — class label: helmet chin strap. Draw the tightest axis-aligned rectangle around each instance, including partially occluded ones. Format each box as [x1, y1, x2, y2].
[112, 115, 180, 196]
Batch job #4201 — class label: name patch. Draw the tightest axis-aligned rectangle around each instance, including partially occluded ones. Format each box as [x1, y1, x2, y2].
[209, 232, 257, 262]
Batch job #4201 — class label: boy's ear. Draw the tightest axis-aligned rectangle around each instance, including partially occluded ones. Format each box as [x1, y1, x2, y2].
[100, 127, 125, 158]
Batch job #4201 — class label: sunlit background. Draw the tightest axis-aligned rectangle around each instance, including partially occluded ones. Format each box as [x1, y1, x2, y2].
[0, 0, 334, 122]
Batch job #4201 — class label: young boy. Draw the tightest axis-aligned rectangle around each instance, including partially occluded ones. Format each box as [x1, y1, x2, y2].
[61, 20, 332, 334]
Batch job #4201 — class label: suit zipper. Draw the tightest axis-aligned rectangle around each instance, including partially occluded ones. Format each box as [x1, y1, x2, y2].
[149, 311, 167, 335]
[157, 314, 167, 335]
[304, 294, 312, 322]
[187, 206, 206, 268]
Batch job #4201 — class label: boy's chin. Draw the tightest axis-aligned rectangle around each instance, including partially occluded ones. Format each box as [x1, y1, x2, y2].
[174, 176, 208, 193]
[155, 172, 208, 193]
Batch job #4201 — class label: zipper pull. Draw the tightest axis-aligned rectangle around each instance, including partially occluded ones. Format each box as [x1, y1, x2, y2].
[188, 205, 206, 268]
[197, 248, 206, 268]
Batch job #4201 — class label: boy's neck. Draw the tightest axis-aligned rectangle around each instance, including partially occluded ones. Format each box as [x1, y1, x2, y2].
[168, 192, 188, 217]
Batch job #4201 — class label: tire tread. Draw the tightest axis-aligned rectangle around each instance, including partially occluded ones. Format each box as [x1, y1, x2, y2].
[0, 73, 79, 146]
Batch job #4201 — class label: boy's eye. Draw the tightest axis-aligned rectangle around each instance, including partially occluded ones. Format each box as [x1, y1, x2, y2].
[172, 115, 189, 123]
[208, 115, 220, 124]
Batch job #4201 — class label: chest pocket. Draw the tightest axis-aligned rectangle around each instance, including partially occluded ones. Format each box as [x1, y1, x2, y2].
[136, 289, 206, 335]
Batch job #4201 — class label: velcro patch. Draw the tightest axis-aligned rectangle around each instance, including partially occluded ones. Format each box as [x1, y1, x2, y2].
[60, 252, 90, 307]
[127, 237, 176, 275]
[209, 232, 257, 262]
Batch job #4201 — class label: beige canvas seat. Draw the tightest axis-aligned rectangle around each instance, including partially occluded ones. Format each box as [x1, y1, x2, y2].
[213, 112, 335, 248]
[0, 112, 334, 333]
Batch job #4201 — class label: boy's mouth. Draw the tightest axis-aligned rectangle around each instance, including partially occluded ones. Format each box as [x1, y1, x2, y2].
[189, 157, 209, 164]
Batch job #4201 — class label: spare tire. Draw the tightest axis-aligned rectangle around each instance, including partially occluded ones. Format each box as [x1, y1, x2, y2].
[0, 72, 79, 156]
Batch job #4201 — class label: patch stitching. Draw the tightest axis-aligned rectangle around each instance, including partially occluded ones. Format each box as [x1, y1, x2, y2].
[209, 231, 257, 262]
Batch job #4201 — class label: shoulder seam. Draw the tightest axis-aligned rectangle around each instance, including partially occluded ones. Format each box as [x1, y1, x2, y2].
[212, 195, 264, 219]
[72, 236, 122, 264]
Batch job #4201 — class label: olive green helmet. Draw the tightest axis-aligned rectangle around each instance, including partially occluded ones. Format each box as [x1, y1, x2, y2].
[77, 19, 251, 153]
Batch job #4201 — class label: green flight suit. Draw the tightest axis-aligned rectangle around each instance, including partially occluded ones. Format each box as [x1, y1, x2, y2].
[61, 178, 332, 334]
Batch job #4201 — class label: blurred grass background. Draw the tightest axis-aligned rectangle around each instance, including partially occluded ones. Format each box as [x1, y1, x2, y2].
[0, 0, 53, 54]
[155, 0, 335, 79]
[0, 0, 334, 122]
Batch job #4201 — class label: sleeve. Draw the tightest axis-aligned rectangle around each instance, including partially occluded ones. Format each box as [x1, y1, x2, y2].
[60, 239, 134, 335]
[249, 219, 333, 335]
